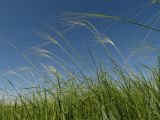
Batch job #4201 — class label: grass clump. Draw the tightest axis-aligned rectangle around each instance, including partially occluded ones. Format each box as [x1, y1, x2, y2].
[1, 40, 160, 119]
[1, 61, 160, 120]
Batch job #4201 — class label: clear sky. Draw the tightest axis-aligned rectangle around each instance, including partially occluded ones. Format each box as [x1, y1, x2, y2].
[0, 0, 160, 90]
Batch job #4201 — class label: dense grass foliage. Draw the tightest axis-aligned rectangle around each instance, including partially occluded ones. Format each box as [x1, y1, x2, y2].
[0, 60, 160, 120]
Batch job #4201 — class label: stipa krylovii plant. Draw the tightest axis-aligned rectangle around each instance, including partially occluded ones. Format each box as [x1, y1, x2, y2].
[1, 6, 160, 120]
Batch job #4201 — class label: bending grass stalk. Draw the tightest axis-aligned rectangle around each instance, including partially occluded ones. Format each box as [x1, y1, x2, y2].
[46, 26, 84, 64]
[66, 19, 125, 65]
[87, 46, 100, 83]
[99, 35, 125, 64]
[6, 70, 33, 87]
[0, 38, 42, 76]
[142, 13, 160, 44]
[36, 31, 89, 81]
[32, 44, 85, 86]
[101, 3, 151, 32]
[65, 19, 113, 59]
[32, 47, 72, 69]
[36, 37, 87, 88]
[46, 25, 79, 55]
[33, 48, 78, 82]
[125, 10, 160, 64]
[63, 12, 160, 32]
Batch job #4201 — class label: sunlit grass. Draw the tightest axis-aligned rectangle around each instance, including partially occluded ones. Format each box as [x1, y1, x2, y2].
[1, 9, 160, 119]
[1, 58, 160, 119]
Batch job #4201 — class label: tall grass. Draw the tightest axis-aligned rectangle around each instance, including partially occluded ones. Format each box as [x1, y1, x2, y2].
[1, 58, 160, 119]
[1, 11, 160, 120]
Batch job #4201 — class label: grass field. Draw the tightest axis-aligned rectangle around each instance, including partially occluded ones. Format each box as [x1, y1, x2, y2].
[1, 10, 160, 119]
[1, 56, 160, 120]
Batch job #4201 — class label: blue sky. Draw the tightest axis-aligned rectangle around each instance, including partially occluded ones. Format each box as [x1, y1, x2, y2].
[0, 0, 160, 89]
